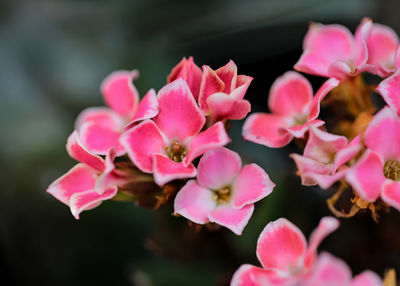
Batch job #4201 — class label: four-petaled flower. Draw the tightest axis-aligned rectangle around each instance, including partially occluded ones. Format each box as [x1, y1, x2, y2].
[243, 71, 339, 148]
[174, 147, 275, 235]
[198, 60, 253, 123]
[120, 79, 230, 186]
[231, 217, 382, 286]
[291, 127, 361, 189]
[294, 18, 371, 80]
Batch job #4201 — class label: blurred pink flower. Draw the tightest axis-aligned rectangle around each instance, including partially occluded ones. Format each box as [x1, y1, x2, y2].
[365, 21, 400, 77]
[76, 70, 158, 156]
[294, 18, 372, 80]
[231, 217, 382, 286]
[291, 127, 361, 189]
[346, 106, 400, 210]
[174, 147, 275, 235]
[120, 79, 230, 186]
[243, 71, 339, 148]
[377, 69, 400, 114]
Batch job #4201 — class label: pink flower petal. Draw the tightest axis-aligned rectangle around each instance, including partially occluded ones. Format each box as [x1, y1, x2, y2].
[304, 217, 339, 268]
[354, 17, 372, 69]
[69, 186, 117, 219]
[153, 154, 197, 186]
[232, 164, 275, 209]
[120, 120, 166, 173]
[174, 180, 216, 224]
[377, 70, 400, 115]
[167, 57, 202, 100]
[66, 130, 105, 172]
[47, 163, 97, 206]
[333, 134, 361, 173]
[215, 60, 237, 94]
[304, 127, 348, 165]
[382, 180, 400, 211]
[366, 23, 399, 77]
[290, 154, 333, 186]
[198, 66, 225, 112]
[231, 265, 286, 286]
[306, 252, 352, 286]
[183, 121, 231, 166]
[395, 46, 400, 70]
[350, 271, 383, 286]
[208, 204, 254, 235]
[75, 107, 123, 131]
[242, 113, 293, 148]
[268, 71, 313, 117]
[294, 23, 354, 78]
[307, 170, 347, 189]
[130, 88, 159, 123]
[206, 93, 251, 122]
[230, 264, 260, 286]
[79, 121, 125, 156]
[308, 78, 340, 120]
[230, 75, 253, 101]
[256, 218, 307, 273]
[365, 106, 400, 160]
[94, 149, 128, 194]
[155, 79, 205, 141]
[285, 119, 324, 138]
[327, 61, 354, 80]
[345, 150, 385, 202]
[100, 70, 139, 117]
[196, 147, 242, 190]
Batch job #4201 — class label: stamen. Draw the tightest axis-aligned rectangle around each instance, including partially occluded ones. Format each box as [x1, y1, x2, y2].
[383, 160, 400, 181]
[165, 141, 187, 162]
[213, 186, 232, 205]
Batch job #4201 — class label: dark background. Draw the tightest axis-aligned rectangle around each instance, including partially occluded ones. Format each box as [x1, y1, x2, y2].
[1, 0, 399, 285]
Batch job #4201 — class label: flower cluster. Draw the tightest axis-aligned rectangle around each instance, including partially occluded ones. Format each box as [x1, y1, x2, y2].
[47, 58, 275, 234]
[231, 217, 383, 286]
[46, 18, 398, 285]
[243, 17, 400, 218]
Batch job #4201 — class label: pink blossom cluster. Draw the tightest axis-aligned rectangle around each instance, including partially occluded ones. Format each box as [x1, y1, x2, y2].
[231, 217, 383, 286]
[47, 58, 276, 234]
[243, 18, 400, 213]
[45, 17, 398, 284]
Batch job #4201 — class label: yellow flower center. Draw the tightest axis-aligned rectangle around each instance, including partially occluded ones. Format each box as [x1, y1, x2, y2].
[383, 160, 400, 181]
[165, 141, 187, 162]
[213, 186, 232, 205]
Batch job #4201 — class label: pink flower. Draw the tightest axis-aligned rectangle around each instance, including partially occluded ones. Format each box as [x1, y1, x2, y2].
[47, 131, 127, 219]
[291, 127, 361, 189]
[167, 56, 202, 100]
[174, 147, 275, 235]
[231, 217, 340, 285]
[365, 21, 400, 77]
[76, 70, 158, 156]
[231, 217, 382, 286]
[198, 60, 253, 123]
[294, 18, 372, 80]
[346, 106, 400, 210]
[120, 79, 230, 186]
[242, 71, 339, 148]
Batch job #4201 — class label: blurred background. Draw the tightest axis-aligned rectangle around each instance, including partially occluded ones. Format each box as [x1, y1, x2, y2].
[1, 0, 400, 285]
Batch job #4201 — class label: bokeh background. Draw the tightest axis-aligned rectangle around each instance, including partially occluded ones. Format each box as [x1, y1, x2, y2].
[1, 0, 400, 285]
